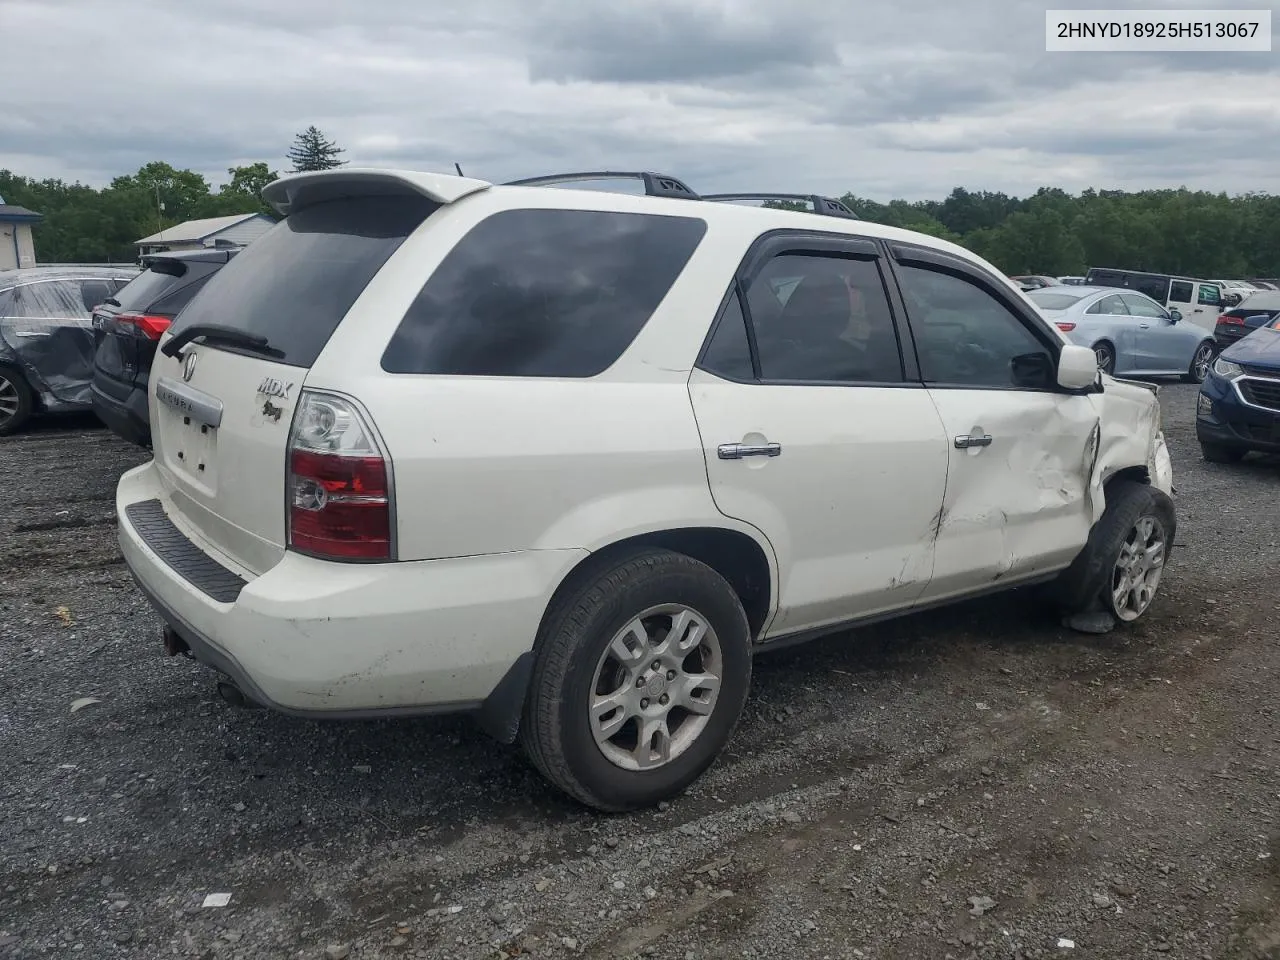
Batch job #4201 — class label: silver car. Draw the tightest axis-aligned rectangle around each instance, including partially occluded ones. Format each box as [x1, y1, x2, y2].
[1026, 285, 1217, 382]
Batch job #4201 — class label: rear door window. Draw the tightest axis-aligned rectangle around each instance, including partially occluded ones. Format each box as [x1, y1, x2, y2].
[1169, 280, 1193, 303]
[79, 279, 116, 312]
[1129, 275, 1170, 303]
[382, 209, 707, 377]
[170, 196, 437, 368]
[8, 280, 89, 318]
[1197, 283, 1220, 306]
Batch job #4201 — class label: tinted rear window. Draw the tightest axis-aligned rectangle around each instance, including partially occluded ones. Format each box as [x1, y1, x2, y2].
[171, 196, 436, 367]
[112, 266, 186, 312]
[381, 208, 707, 378]
[1027, 291, 1085, 310]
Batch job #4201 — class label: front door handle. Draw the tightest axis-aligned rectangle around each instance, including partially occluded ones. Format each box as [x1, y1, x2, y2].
[718, 442, 782, 460]
[1139, 323, 1151, 329]
[954, 434, 993, 449]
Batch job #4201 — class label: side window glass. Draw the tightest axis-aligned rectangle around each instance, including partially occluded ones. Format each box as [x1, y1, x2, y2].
[745, 253, 903, 383]
[1197, 284, 1220, 306]
[1169, 280, 1193, 303]
[1120, 295, 1166, 319]
[9, 280, 87, 319]
[700, 291, 754, 381]
[1097, 294, 1128, 315]
[80, 280, 114, 312]
[383, 209, 707, 377]
[897, 263, 1055, 389]
[1131, 276, 1169, 302]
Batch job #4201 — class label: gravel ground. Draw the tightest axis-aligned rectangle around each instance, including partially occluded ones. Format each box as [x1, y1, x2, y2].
[1, 388, 1277, 960]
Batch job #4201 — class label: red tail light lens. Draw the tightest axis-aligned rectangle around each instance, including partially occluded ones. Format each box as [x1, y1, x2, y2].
[1056, 321, 1077, 332]
[117, 312, 173, 339]
[287, 392, 393, 561]
[1219, 314, 1245, 326]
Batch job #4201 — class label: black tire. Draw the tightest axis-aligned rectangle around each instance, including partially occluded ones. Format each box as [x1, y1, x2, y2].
[1051, 480, 1176, 622]
[0, 366, 33, 437]
[520, 548, 752, 812]
[1093, 340, 1116, 375]
[1200, 442, 1246, 464]
[1183, 340, 1216, 384]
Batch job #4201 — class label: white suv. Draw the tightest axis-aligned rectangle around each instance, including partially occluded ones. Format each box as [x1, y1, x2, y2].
[117, 169, 1176, 811]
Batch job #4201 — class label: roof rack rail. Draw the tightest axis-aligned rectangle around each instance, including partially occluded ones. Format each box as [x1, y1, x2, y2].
[502, 171, 700, 201]
[702, 193, 859, 220]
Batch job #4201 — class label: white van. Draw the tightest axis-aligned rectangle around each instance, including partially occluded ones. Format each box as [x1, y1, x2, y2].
[1084, 268, 1222, 333]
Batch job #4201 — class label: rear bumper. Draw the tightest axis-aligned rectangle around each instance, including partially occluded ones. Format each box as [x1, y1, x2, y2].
[91, 381, 151, 448]
[117, 461, 586, 717]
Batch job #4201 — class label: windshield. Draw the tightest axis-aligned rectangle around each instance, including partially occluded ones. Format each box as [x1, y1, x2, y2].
[1027, 291, 1086, 310]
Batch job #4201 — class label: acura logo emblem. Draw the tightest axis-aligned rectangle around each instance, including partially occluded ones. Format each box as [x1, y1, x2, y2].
[182, 351, 198, 382]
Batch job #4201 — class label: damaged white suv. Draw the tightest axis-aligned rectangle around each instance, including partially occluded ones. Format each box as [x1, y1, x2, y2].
[117, 169, 1175, 811]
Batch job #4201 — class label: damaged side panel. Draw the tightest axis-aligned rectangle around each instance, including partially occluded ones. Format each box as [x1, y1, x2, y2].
[1087, 377, 1173, 516]
[921, 390, 1101, 603]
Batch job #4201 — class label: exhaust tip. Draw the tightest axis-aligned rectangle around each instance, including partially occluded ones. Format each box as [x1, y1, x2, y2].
[215, 680, 263, 710]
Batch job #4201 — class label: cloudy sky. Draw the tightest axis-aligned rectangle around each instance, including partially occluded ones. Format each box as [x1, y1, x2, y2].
[1, 0, 1277, 200]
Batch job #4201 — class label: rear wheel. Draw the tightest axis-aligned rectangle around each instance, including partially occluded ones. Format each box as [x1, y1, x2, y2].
[0, 367, 33, 436]
[1052, 480, 1176, 624]
[1093, 340, 1116, 375]
[1183, 341, 1215, 383]
[1200, 442, 1246, 464]
[520, 548, 752, 811]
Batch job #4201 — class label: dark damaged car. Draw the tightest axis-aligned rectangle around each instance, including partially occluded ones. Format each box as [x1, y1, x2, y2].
[0, 267, 139, 435]
[1196, 315, 1280, 462]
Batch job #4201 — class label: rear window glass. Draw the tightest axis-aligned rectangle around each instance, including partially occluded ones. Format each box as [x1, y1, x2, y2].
[381, 208, 707, 378]
[112, 267, 186, 312]
[1027, 291, 1085, 310]
[171, 196, 436, 367]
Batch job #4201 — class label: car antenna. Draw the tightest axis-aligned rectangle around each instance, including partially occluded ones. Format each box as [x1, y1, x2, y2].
[454, 162, 464, 176]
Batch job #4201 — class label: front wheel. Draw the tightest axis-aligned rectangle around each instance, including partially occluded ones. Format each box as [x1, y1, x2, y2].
[1093, 341, 1116, 375]
[520, 549, 752, 811]
[1052, 480, 1176, 624]
[1183, 341, 1215, 383]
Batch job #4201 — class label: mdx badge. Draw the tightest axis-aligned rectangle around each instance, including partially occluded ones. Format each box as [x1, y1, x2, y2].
[256, 377, 293, 400]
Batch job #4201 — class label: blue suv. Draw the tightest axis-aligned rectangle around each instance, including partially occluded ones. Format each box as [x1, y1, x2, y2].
[1196, 315, 1280, 462]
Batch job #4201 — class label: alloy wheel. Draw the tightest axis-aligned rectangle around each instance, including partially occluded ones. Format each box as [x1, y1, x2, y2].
[1111, 515, 1167, 622]
[1191, 343, 1214, 382]
[589, 604, 723, 771]
[0, 375, 19, 427]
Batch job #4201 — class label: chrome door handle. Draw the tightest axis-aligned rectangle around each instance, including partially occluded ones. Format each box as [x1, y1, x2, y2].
[13, 330, 51, 338]
[954, 434, 993, 449]
[718, 442, 782, 460]
[1139, 323, 1151, 329]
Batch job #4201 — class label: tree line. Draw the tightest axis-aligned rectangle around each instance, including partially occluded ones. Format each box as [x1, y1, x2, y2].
[0, 127, 346, 264]
[3, 126, 1278, 277]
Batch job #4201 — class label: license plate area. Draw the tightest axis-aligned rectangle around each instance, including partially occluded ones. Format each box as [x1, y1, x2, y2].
[155, 376, 223, 491]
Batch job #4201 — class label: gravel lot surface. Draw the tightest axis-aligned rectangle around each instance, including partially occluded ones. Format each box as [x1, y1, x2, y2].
[1, 388, 1277, 960]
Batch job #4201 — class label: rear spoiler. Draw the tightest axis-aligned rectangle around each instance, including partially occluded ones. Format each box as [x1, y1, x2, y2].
[262, 168, 492, 216]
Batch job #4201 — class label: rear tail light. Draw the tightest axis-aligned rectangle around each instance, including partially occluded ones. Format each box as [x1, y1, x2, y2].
[1219, 314, 1245, 326]
[117, 312, 173, 339]
[1055, 321, 1077, 332]
[287, 391, 393, 561]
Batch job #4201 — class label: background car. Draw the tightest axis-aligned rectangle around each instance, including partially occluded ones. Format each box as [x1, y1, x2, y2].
[1214, 279, 1258, 306]
[0, 266, 139, 435]
[91, 248, 239, 448]
[1083, 267, 1222, 333]
[1196, 315, 1280, 462]
[1027, 285, 1217, 381]
[1010, 274, 1058, 290]
[1058, 275, 1086, 285]
[1213, 290, 1280, 350]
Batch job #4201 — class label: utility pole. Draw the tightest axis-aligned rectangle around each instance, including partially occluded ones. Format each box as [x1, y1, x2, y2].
[155, 183, 164, 237]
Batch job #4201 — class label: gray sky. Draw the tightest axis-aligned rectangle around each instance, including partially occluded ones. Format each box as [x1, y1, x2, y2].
[1, 0, 1276, 200]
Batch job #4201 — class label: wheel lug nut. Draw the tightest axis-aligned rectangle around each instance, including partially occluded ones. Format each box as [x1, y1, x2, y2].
[636, 678, 645, 688]
[667, 670, 677, 681]
[651, 661, 661, 671]
[659, 694, 669, 705]
[640, 698, 650, 709]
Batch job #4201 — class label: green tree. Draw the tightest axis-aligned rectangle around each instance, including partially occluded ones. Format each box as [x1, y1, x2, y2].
[203, 162, 280, 217]
[287, 126, 347, 172]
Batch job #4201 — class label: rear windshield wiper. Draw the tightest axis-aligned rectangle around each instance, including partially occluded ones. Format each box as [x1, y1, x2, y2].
[103, 297, 122, 308]
[161, 324, 285, 360]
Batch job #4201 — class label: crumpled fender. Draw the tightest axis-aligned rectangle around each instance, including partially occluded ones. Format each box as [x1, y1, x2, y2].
[1086, 375, 1173, 522]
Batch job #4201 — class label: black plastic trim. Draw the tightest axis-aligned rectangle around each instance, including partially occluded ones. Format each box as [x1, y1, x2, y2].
[125, 499, 246, 603]
[474, 651, 534, 744]
[703, 193, 859, 219]
[503, 171, 700, 200]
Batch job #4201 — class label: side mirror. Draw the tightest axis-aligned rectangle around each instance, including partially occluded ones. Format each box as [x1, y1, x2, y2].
[1058, 344, 1100, 389]
[1168, 308, 1182, 322]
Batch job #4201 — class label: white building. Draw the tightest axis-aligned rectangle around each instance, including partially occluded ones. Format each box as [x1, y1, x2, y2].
[136, 212, 275, 258]
[0, 196, 41, 269]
